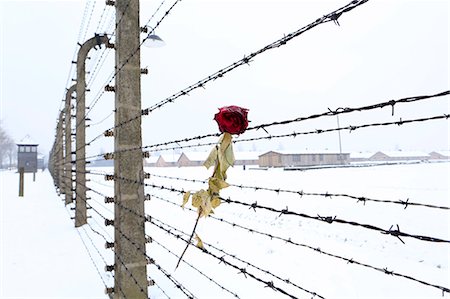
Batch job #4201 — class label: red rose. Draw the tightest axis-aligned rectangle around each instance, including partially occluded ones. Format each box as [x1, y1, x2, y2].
[214, 105, 249, 135]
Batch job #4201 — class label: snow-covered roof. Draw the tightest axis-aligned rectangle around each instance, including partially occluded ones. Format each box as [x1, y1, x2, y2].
[431, 150, 450, 157]
[350, 152, 375, 159]
[381, 151, 430, 158]
[159, 154, 181, 163]
[181, 152, 209, 161]
[16, 135, 38, 146]
[260, 149, 348, 156]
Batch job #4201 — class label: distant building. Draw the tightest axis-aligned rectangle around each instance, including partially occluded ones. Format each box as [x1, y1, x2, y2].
[259, 150, 350, 168]
[178, 152, 209, 167]
[349, 152, 375, 163]
[234, 151, 260, 166]
[90, 158, 114, 167]
[144, 156, 159, 167]
[370, 151, 430, 162]
[429, 151, 450, 160]
[156, 153, 181, 167]
[37, 154, 45, 169]
[16, 136, 38, 173]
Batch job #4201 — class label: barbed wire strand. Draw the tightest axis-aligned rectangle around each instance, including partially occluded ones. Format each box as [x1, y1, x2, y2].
[81, 0, 97, 42]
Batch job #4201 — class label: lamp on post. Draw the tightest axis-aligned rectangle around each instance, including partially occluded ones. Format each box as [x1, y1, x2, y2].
[140, 26, 166, 48]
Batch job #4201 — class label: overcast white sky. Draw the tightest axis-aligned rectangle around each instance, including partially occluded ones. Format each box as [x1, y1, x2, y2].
[0, 0, 449, 158]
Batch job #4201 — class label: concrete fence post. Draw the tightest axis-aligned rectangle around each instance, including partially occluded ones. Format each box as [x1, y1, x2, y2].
[57, 111, 65, 195]
[114, 0, 149, 297]
[65, 84, 77, 205]
[75, 34, 110, 227]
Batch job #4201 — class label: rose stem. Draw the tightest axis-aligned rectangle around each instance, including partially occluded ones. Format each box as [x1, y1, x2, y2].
[175, 208, 202, 270]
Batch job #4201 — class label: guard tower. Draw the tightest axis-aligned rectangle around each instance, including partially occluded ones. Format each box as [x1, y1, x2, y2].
[17, 136, 38, 173]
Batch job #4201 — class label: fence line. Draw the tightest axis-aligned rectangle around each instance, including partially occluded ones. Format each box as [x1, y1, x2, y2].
[49, 0, 450, 297]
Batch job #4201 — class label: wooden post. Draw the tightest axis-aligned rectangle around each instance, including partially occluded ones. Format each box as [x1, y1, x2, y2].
[75, 34, 109, 227]
[19, 167, 24, 197]
[114, 0, 149, 297]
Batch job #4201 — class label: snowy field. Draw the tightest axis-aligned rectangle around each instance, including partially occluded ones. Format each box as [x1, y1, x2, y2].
[0, 169, 107, 298]
[1, 162, 449, 299]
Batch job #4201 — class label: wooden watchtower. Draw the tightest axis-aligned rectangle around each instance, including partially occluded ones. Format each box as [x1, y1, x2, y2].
[17, 136, 38, 173]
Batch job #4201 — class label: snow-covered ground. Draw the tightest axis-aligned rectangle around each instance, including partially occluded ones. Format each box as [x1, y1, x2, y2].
[1, 162, 449, 299]
[0, 170, 107, 299]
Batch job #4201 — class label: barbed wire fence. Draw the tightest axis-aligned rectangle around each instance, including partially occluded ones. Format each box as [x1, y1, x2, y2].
[48, 0, 450, 298]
